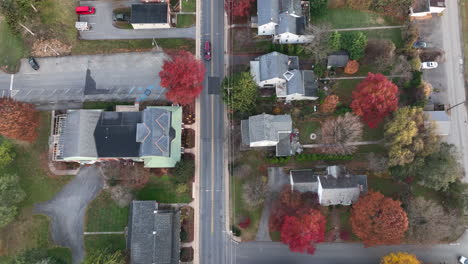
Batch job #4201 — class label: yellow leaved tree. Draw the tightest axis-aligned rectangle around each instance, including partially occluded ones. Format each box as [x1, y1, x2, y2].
[380, 252, 421, 264]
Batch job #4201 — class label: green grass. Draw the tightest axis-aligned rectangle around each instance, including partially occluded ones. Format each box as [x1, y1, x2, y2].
[84, 235, 126, 253]
[356, 144, 386, 153]
[296, 121, 321, 143]
[232, 176, 263, 241]
[177, 14, 196, 28]
[47, 248, 72, 264]
[363, 123, 385, 141]
[367, 177, 403, 197]
[37, 0, 76, 45]
[0, 112, 72, 255]
[332, 79, 360, 105]
[315, 8, 399, 29]
[364, 28, 403, 48]
[85, 191, 129, 232]
[135, 176, 192, 203]
[83, 101, 134, 111]
[0, 19, 27, 72]
[269, 231, 281, 241]
[181, 0, 196, 12]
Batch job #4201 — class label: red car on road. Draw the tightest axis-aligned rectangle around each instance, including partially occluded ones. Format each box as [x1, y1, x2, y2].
[76, 6, 95, 15]
[204, 41, 211, 61]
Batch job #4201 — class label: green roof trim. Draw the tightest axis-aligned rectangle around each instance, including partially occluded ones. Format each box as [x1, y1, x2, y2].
[142, 106, 182, 168]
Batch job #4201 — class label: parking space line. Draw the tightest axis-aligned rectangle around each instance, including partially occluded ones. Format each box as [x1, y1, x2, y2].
[9, 74, 14, 91]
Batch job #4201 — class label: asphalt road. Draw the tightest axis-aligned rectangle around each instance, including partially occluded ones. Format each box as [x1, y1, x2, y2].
[197, 0, 232, 263]
[78, 1, 195, 40]
[0, 52, 167, 107]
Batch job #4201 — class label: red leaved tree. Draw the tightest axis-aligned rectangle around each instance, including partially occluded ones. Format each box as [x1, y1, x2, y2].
[280, 208, 326, 254]
[351, 191, 408, 246]
[0, 98, 39, 142]
[350, 73, 399, 128]
[159, 51, 206, 105]
[225, 0, 255, 18]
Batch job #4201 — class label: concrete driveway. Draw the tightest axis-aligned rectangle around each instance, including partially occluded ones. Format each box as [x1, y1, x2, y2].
[0, 51, 168, 106]
[78, 1, 195, 40]
[34, 167, 104, 264]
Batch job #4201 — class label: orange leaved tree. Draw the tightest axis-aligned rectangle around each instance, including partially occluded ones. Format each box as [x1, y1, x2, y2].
[380, 252, 421, 264]
[0, 98, 39, 142]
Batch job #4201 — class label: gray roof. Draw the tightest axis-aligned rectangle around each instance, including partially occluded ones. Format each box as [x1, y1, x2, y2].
[285, 70, 318, 97]
[258, 0, 280, 26]
[276, 132, 292, 156]
[242, 113, 292, 144]
[430, 0, 445, 7]
[131, 3, 168, 24]
[425, 111, 450, 136]
[286, 69, 303, 95]
[327, 51, 349, 68]
[318, 169, 367, 205]
[318, 174, 367, 189]
[139, 108, 174, 157]
[290, 170, 316, 183]
[277, 12, 305, 35]
[62, 110, 102, 158]
[128, 201, 180, 264]
[412, 0, 430, 13]
[279, 0, 302, 14]
[258, 52, 290, 81]
[303, 70, 318, 97]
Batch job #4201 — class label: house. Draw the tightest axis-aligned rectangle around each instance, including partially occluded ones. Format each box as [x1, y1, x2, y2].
[241, 113, 293, 156]
[410, 0, 446, 18]
[127, 201, 180, 264]
[327, 51, 349, 69]
[250, 52, 318, 101]
[425, 110, 450, 136]
[290, 165, 367, 206]
[256, 0, 313, 44]
[52, 106, 183, 168]
[130, 3, 171, 29]
[289, 169, 317, 192]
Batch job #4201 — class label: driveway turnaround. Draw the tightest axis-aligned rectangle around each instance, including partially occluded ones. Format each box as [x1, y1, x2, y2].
[0, 51, 168, 105]
[78, 1, 195, 40]
[34, 167, 104, 264]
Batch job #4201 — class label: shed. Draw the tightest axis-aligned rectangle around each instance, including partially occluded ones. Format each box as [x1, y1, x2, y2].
[327, 51, 349, 69]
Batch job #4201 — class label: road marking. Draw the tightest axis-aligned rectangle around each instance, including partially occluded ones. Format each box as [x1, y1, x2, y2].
[210, 0, 214, 76]
[211, 95, 215, 234]
[128, 86, 135, 94]
[2, 90, 4, 97]
[9, 75, 14, 91]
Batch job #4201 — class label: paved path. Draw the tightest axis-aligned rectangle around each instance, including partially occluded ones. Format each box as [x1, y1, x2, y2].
[320, 75, 405, 80]
[34, 166, 104, 264]
[302, 140, 383, 148]
[78, 1, 195, 40]
[330, 25, 405, 32]
[84, 231, 124, 235]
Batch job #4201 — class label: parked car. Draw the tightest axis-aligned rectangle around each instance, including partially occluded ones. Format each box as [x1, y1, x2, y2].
[76, 6, 95, 15]
[413, 41, 427, 48]
[421, 61, 438, 69]
[28, 57, 39, 70]
[204, 41, 211, 61]
[459, 256, 467, 264]
[113, 13, 129, 21]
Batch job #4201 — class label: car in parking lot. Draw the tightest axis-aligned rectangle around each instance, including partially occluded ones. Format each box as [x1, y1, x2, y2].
[421, 61, 438, 69]
[413, 41, 427, 49]
[204, 41, 211, 61]
[28, 57, 39, 70]
[459, 256, 467, 264]
[76, 6, 95, 15]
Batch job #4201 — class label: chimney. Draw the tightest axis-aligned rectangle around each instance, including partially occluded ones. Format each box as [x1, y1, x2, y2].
[327, 166, 339, 178]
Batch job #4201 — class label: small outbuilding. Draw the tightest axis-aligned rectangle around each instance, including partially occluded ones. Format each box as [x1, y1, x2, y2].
[327, 51, 349, 69]
[130, 3, 171, 29]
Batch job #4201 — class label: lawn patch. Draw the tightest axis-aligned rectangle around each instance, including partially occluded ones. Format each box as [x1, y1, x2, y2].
[84, 235, 126, 253]
[296, 121, 321, 144]
[269, 231, 281, 241]
[332, 79, 360, 105]
[367, 176, 404, 198]
[0, 18, 27, 72]
[181, 0, 196, 12]
[85, 191, 129, 232]
[177, 14, 196, 28]
[71, 39, 196, 55]
[83, 101, 134, 111]
[364, 28, 403, 48]
[135, 175, 192, 203]
[363, 122, 384, 141]
[315, 8, 400, 29]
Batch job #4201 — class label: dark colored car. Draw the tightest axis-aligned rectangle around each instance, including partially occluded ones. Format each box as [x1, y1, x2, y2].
[28, 57, 39, 70]
[113, 13, 129, 21]
[75, 6, 96, 15]
[204, 41, 211, 61]
[413, 41, 427, 48]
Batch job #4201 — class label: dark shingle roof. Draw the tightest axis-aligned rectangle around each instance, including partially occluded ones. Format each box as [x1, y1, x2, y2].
[128, 201, 180, 264]
[131, 3, 168, 24]
[303, 70, 318, 97]
[276, 132, 292, 156]
[327, 51, 349, 68]
[290, 170, 316, 183]
[318, 174, 366, 189]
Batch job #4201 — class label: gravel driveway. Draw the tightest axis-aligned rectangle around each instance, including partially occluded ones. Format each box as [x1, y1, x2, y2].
[34, 167, 104, 264]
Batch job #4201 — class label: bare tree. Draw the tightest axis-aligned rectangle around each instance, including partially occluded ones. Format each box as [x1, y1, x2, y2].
[366, 153, 389, 174]
[242, 176, 268, 209]
[321, 113, 364, 154]
[304, 24, 332, 63]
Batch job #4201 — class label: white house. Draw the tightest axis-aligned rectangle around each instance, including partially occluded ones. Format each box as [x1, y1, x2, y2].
[250, 52, 318, 102]
[130, 3, 171, 29]
[410, 0, 446, 18]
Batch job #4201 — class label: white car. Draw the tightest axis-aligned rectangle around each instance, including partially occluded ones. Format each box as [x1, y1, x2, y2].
[421, 61, 438, 69]
[459, 256, 467, 264]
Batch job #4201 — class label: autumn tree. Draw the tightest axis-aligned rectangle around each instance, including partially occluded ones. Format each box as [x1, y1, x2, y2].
[320, 95, 340, 113]
[321, 113, 363, 154]
[341, 32, 368, 60]
[364, 39, 396, 68]
[242, 176, 268, 209]
[0, 140, 15, 168]
[351, 191, 408, 246]
[225, 0, 254, 18]
[304, 24, 332, 62]
[222, 72, 258, 113]
[328, 31, 341, 51]
[351, 73, 399, 128]
[0, 98, 39, 142]
[384, 107, 438, 167]
[280, 208, 326, 254]
[344, 60, 359, 75]
[380, 252, 421, 264]
[159, 51, 206, 105]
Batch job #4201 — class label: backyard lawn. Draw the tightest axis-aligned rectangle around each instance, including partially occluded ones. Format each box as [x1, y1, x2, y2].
[177, 14, 196, 28]
[364, 28, 403, 48]
[332, 79, 360, 105]
[296, 121, 321, 144]
[0, 112, 72, 258]
[181, 0, 196, 12]
[85, 192, 129, 232]
[314, 8, 400, 29]
[0, 18, 27, 72]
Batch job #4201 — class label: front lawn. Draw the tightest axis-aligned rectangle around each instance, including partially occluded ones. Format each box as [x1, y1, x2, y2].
[85, 191, 129, 232]
[84, 235, 126, 253]
[314, 8, 400, 29]
[135, 175, 192, 203]
[181, 0, 196, 12]
[0, 18, 27, 72]
[177, 14, 196, 28]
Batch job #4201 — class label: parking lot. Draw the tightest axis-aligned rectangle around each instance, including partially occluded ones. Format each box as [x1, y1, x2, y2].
[78, 1, 195, 40]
